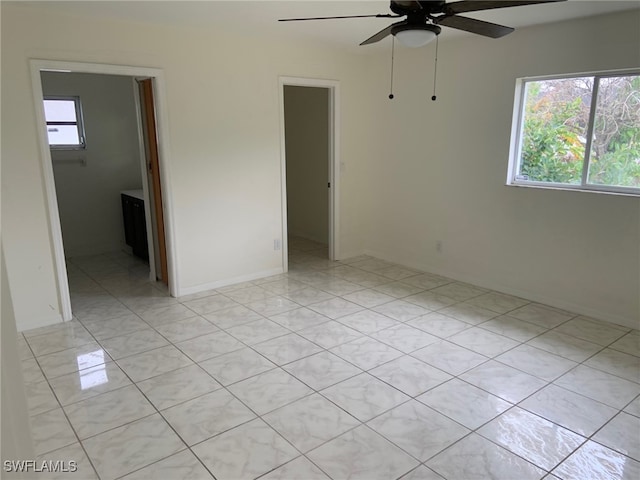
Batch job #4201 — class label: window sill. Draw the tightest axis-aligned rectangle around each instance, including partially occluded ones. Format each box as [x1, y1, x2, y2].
[506, 182, 640, 198]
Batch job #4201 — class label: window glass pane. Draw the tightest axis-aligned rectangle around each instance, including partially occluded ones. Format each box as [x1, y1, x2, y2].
[43, 99, 77, 122]
[47, 125, 80, 145]
[587, 75, 640, 188]
[518, 77, 593, 185]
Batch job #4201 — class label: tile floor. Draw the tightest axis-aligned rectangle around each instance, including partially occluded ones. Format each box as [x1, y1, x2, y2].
[19, 237, 640, 479]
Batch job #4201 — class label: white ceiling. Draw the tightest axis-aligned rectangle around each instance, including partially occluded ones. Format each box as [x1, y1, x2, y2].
[17, 0, 640, 53]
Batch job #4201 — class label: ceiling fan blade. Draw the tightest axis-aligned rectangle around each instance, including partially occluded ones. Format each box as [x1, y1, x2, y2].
[360, 21, 406, 45]
[436, 15, 514, 38]
[445, 0, 566, 15]
[279, 14, 398, 22]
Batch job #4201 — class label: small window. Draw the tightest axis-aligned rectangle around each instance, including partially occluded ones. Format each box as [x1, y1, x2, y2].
[509, 71, 640, 195]
[43, 97, 86, 149]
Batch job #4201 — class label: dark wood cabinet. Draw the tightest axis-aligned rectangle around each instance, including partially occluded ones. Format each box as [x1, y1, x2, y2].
[121, 192, 148, 260]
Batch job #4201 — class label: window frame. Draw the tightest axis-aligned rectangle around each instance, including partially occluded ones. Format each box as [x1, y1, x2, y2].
[43, 95, 87, 150]
[508, 69, 640, 197]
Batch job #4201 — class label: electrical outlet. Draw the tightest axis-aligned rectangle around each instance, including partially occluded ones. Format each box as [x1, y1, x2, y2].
[274, 239, 281, 251]
[436, 240, 443, 253]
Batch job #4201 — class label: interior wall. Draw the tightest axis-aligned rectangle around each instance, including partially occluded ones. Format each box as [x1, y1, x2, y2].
[0, 3, 374, 330]
[362, 10, 640, 329]
[284, 85, 329, 245]
[41, 72, 144, 257]
[1, 247, 35, 471]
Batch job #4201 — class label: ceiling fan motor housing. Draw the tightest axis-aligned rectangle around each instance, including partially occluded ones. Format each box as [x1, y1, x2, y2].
[390, 1, 446, 16]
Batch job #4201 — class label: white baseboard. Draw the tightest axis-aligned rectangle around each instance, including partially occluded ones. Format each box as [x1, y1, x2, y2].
[178, 267, 284, 297]
[364, 249, 639, 331]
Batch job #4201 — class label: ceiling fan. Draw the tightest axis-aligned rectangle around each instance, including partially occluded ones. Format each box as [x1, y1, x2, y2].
[279, 1, 567, 48]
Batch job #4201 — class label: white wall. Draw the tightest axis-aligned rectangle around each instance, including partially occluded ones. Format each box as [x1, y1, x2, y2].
[284, 85, 329, 245]
[0, 4, 373, 330]
[362, 10, 640, 329]
[1, 247, 35, 471]
[42, 72, 143, 257]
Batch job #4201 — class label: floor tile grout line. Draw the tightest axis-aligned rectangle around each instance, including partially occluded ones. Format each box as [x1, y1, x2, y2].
[26, 249, 640, 480]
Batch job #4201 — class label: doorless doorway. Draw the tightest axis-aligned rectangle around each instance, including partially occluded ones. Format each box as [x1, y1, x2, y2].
[30, 60, 178, 321]
[279, 77, 340, 272]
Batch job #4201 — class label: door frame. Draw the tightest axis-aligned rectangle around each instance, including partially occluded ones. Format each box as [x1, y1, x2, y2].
[29, 59, 179, 321]
[278, 76, 341, 270]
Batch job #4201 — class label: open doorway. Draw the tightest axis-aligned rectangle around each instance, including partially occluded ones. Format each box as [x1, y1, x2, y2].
[30, 60, 176, 321]
[280, 77, 340, 271]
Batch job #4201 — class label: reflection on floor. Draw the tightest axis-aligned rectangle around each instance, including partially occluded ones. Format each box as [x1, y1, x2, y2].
[19, 239, 640, 479]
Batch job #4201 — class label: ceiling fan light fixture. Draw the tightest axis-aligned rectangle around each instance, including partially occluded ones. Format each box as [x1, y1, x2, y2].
[392, 24, 441, 47]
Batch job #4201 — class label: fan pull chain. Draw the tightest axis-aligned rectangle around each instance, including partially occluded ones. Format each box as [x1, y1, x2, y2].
[389, 36, 395, 100]
[431, 36, 439, 101]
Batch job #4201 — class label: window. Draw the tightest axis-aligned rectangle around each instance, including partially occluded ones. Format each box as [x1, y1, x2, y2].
[509, 71, 640, 195]
[43, 96, 86, 149]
